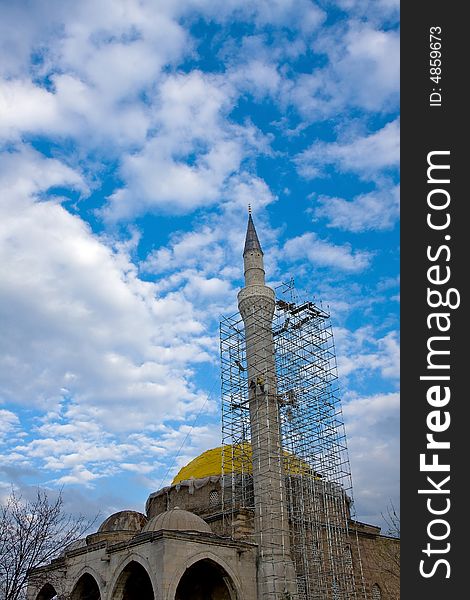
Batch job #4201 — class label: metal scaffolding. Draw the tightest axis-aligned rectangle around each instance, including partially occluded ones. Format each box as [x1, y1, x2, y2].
[220, 281, 367, 599]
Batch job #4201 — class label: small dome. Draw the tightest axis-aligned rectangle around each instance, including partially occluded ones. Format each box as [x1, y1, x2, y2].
[98, 510, 147, 533]
[59, 538, 87, 556]
[143, 507, 211, 534]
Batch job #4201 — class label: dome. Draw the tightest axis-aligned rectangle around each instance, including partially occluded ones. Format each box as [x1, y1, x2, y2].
[172, 443, 313, 485]
[59, 538, 87, 556]
[142, 507, 211, 534]
[98, 510, 147, 533]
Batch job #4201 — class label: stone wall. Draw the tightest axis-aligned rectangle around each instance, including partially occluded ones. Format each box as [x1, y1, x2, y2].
[28, 531, 258, 600]
[353, 529, 400, 600]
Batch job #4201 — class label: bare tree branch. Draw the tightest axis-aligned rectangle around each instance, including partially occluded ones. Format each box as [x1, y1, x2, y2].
[381, 501, 400, 539]
[0, 488, 95, 600]
[376, 501, 400, 600]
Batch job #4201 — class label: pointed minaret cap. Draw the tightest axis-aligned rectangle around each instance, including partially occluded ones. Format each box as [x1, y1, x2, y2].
[243, 210, 264, 256]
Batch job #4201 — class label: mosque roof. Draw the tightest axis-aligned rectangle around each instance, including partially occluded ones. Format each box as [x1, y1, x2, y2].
[98, 509, 147, 533]
[142, 507, 211, 534]
[171, 443, 315, 485]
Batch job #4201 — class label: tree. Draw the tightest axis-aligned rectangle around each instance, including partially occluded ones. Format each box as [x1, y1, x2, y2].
[382, 502, 400, 539]
[376, 502, 400, 600]
[0, 488, 93, 600]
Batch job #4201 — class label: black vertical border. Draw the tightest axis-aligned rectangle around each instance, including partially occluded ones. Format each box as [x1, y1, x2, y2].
[401, 4, 465, 599]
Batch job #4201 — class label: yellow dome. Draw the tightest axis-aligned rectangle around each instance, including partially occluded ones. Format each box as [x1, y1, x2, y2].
[172, 443, 313, 485]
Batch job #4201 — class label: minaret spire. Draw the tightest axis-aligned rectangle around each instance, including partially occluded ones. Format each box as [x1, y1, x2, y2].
[243, 212, 264, 256]
[242, 212, 266, 288]
[237, 213, 298, 599]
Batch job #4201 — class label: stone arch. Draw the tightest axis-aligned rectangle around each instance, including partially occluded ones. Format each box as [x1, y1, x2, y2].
[112, 560, 155, 600]
[168, 550, 242, 600]
[70, 573, 101, 600]
[35, 583, 57, 600]
[173, 557, 238, 600]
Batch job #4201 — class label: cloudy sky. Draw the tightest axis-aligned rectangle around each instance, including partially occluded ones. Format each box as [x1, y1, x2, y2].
[0, 0, 399, 530]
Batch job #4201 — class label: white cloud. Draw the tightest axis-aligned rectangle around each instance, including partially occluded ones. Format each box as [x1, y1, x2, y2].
[228, 60, 282, 99]
[184, 275, 233, 300]
[343, 391, 399, 431]
[327, 22, 399, 111]
[7, 418, 222, 490]
[140, 201, 275, 323]
[7, 409, 144, 486]
[0, 143, 237, 489]
[336, 328, 399, 381]
[0, 75, 151, 148]
[0, 145, 87, 198]
[225, 175, 275, 212]
[102, 71, 274, 220]
[143, 226, 223, 276]
[342, 392, 399, 527]
[0, 146, 213, 431]
[288, 21, 399, 117]
[0, 2, 296, 221]
[296, 119, 400, 180]
[0, 410, 21, 445]
[0, 80, 58, 141]
[1, 3, 399, 226]
[283, 232, 372, 272]
[315, 184, 400, 232]
[0, 0, 187, 149]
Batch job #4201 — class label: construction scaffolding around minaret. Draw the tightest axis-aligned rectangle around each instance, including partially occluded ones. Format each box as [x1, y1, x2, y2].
[220, 214, 368, 600]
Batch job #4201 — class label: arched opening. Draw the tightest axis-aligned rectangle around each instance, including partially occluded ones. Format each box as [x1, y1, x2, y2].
[71, 573, 101, 600]
[371, 583, 382, 600]
[35, 583, 57, 600]
[175, 559, 236, 600]
[344, 545, 353, 568]
[113, 561, 154, 600]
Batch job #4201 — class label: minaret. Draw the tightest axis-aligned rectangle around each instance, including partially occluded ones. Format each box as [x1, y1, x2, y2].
[237, 210, 298, 598]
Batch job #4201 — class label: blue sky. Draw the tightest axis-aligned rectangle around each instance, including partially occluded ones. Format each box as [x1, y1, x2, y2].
[0, 0, 399, 530]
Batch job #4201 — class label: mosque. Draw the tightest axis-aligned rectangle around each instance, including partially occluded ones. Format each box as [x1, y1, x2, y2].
[27, 215, 399, 600]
